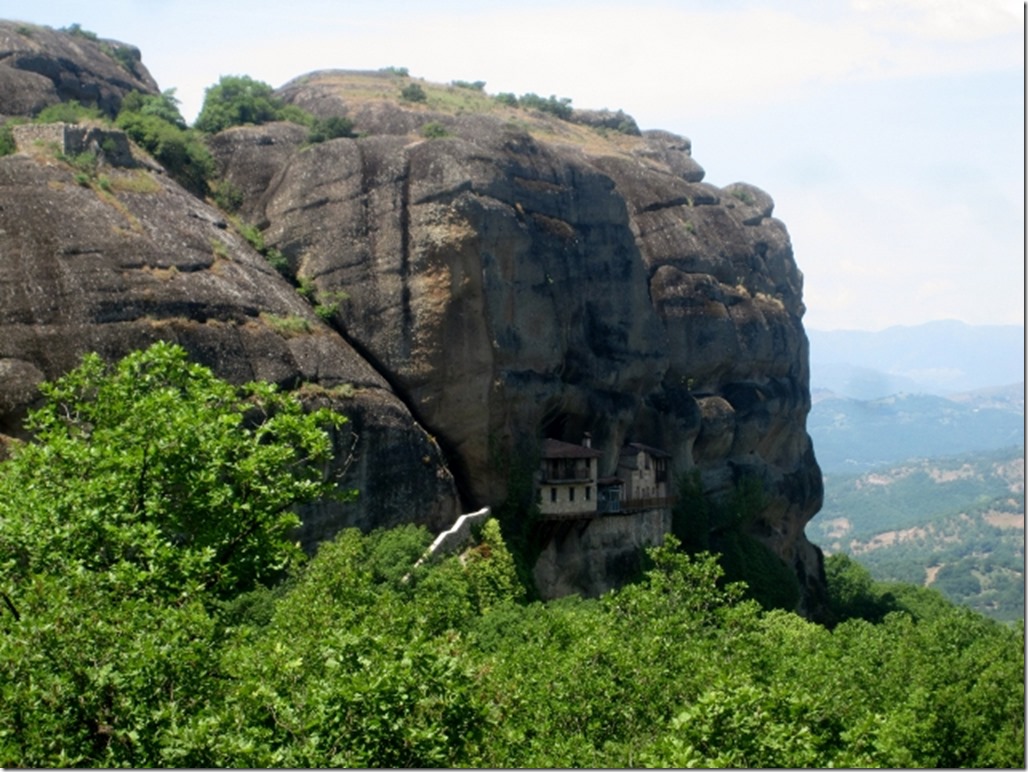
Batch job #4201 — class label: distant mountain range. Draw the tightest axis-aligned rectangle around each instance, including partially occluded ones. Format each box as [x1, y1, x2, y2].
[806, 321, 1024, 472]
[809, 387, 1024, 473]
[807, 320, 1024, 399]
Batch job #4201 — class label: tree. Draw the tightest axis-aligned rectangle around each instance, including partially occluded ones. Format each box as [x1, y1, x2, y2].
[0, 342, 349, 766]
[121, 88, 187, 128]
[116, 91, 215, 195]
[194, 75, 289, 133]
[0, 341, 348, 603]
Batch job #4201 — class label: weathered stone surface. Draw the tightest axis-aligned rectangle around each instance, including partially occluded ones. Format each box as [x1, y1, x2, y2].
[0, 137, 460, 543]
[0, 48, 829, 614]
[533, 510, 671, 599]
[215, 70, 825, 610]
[0, 21, 158, 118]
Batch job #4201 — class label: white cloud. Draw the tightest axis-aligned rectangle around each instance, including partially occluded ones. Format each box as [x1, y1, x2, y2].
[850, 0, 1023, 41]
[151, 1, 1023, 124]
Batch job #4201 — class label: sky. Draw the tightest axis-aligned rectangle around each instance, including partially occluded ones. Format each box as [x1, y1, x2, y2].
[7, 0, 1025, 332]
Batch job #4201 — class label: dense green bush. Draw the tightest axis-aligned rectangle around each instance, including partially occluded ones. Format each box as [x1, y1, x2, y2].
[307, 115, 356, 143]
[518, 92, 573, 119]
[194, 75, 355, 148]
[35, 99, 103, 124]
[0, 122, 17, 157]
[399, 82, 427, 103]
[192, 75, 305, 134]
[116, 91, 215, 196]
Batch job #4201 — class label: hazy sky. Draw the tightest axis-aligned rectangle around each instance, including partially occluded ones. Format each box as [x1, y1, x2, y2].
[7, 0, 1025, 332]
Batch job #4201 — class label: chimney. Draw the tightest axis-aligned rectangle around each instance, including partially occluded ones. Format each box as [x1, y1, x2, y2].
[582, 432, 592, 448]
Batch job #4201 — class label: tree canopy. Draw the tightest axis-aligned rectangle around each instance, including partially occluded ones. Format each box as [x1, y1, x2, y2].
[0, 343, 1023, 768]
[194, 75, 310, 133]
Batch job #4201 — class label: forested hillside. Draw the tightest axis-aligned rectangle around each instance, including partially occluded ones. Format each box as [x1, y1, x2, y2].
[0, 345, 1023, 768]
[809, 447, 1025, 621]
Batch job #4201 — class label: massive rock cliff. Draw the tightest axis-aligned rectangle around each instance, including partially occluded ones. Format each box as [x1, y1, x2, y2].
[0, 28, 826, 614]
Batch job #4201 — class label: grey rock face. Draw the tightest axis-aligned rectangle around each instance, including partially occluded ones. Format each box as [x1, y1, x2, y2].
[211, 70, 826, 609]
[0, 21, 159, 118]
[0, 136, 460, 545]
[0, 47, 828, 613]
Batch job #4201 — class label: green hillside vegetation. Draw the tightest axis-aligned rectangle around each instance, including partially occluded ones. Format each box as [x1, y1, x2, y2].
[810, 447, 1025, 621]
[1, 345, 1024, 767]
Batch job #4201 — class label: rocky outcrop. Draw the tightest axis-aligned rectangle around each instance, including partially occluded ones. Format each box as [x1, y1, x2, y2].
[0, 21, 158, 118]
[207, 70, 826, 612]
[0, 42, 827, 614]
[0, 125, 460, 543]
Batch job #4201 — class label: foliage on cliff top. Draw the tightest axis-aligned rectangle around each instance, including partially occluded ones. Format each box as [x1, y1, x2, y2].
[274, 68, 648, 157]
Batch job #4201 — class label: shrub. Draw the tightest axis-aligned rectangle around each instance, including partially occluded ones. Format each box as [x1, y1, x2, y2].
[420, 121, 449, 139]
[36, 100, 103, 124]
[195, 75, 288, 133]
[260, 312, 313, 337]
[121, 89, 186, 128]
[518, 93, 573, 120]
[494, 92, 518, 107]
[307, 115, 356, 143]
[452, 80, 486, 91]
[400, 83, 427, 103]
[209, 179, 244, 212]
[116, 92, 215, 196]
[60, 22, 98, 40]
[0, 124, 15, 157]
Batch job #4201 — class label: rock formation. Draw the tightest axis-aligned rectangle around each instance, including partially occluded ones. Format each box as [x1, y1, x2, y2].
[0, 30, 827, 615]
[0, 20, 157, 118]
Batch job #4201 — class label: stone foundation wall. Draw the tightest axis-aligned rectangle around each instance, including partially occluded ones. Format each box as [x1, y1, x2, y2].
[12, 123, 136, 167]
[533, 508, 671, 599]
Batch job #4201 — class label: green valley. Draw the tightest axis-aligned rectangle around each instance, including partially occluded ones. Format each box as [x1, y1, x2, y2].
[808, 446, 1025, 621]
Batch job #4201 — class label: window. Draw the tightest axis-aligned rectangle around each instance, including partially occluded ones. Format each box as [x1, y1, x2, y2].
[585, 486, 591, 501]
[569, 487, 575, 502]
[550, 487, 557, 503]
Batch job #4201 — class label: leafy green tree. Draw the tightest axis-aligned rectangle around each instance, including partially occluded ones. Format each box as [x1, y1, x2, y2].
[116, 91, 215, 195]
[0, 342, 349, 766]
[462, 518, 525, 613]
[0, 571, 217, 767]
[170, 527, 489, 768]
[194, 75, 289, 133]
[0, 341, 348, 603]
[824, 552, 897, 624]
[121, 88, 187, 128]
